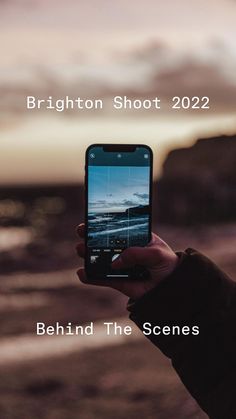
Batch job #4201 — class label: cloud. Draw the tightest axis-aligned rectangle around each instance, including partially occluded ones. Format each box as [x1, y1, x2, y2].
[109, 40, 236, 114]
[104, 41, 236, 114]
[90, 200, 107, 208]
[133, 192, 149, 200]
[121, 200, 138, 207]
[1, 38, 236, 116]
[102, 44, 236, 114]
[148, 60, 236, 112]
[90, 198, 140, 209]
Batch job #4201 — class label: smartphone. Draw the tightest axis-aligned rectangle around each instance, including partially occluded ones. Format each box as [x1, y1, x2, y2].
[85, 144, 153, 280]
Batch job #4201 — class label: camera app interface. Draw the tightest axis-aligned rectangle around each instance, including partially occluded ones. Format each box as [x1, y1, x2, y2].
[87, 146, 151, 277]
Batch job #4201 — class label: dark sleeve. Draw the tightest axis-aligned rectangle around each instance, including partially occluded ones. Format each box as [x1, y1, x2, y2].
[128, 249, 236, 419]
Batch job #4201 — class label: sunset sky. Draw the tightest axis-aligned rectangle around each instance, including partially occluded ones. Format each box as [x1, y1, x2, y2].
[0, 0, 236, 184]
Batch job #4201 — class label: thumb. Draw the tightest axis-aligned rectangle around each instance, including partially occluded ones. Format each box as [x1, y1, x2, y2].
[112, 245, 162, 270]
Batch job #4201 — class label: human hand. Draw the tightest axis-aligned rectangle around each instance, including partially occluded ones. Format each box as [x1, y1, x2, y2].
[76, 223, 178, 300]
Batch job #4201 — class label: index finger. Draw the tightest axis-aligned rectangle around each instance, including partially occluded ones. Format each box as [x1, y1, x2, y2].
[76, 223, 85, 238]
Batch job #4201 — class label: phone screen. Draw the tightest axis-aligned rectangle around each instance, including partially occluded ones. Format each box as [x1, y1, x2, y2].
[85, 145, 152, 279]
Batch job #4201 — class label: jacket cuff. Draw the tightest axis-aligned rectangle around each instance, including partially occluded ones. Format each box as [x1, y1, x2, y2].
[128, 248, 234, 357]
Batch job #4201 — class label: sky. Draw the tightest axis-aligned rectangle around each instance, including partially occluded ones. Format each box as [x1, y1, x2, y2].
[0, 0, 236, 184]
[88, 166, 150, 213]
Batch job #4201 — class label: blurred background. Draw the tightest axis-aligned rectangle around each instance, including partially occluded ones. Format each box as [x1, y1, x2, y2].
[0, 1, 236, 418]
